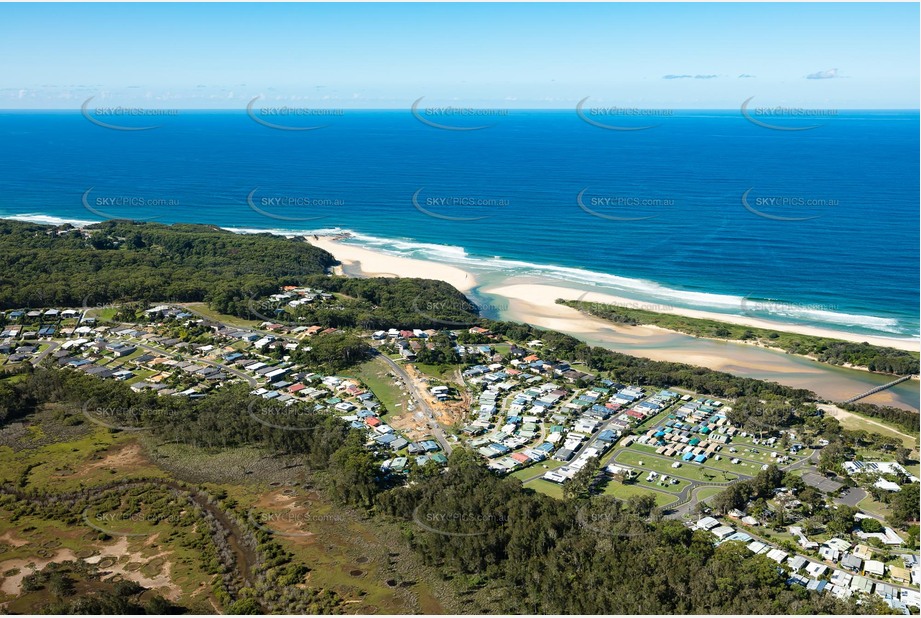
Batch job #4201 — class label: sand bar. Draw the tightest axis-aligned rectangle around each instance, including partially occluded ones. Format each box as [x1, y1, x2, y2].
[485, 282, 919, 353]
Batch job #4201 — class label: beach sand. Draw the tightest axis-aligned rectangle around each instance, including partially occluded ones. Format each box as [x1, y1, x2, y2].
[484, 282, 919, 353]
[311, 238, 918, 410]
[310, 237, 476, 292]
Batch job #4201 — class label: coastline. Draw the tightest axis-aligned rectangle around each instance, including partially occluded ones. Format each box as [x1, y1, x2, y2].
[308, 235, 917, 353]
[309, 236, 477, 293]
[4, 214, 916, 346]
[310, 236, 919, 411]
[485, 283, 920, 353]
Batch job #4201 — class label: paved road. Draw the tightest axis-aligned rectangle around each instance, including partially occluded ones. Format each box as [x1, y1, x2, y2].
[31, 340, 60, 365]
[376, 352, 453, 456]
[133, 341, 258, 387]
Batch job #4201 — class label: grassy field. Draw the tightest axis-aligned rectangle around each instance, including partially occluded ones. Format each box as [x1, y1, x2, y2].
[631, 473, 690, 494]
[831, 410, 919, 451]
[694, 486, 726, 503]
[180, 302, 264, 329]
[0, 407, 462, 614]
[614, 448, 739, 484]
[630, 440, 795, 476]
[508, 459, 565, 482]
[0, 423, 170, 492]
[600, 481, 678, 507]
[88, 307, 119, 321]
[522, 478, 565, 499]
[857, 494, 893, 521]
[412, 363, 461, 381]
[346, 357, 405, 421]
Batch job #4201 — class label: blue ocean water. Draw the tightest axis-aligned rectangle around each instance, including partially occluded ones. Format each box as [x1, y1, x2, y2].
[0, 109, 917, 340]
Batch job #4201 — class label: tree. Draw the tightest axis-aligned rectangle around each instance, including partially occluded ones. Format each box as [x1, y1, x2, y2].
[828, 506, 857, 535]
[565, 456, 600, 500]
[326, 433, 381, 509]
[860, 518, 884, 533]
[888, 482, 920, 529]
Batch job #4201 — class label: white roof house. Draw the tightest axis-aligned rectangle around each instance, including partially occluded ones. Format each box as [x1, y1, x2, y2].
[805, 562, 828, 578]
[696, 516, 720, 530]
[711, 525, 735, 540]
[865, 560, 886, 577]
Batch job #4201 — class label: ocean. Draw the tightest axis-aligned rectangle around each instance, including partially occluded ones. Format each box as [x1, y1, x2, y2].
[0, 109, 918, 341]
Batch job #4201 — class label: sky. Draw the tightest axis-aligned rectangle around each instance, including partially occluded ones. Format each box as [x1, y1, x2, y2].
[0, 2, 918, 109]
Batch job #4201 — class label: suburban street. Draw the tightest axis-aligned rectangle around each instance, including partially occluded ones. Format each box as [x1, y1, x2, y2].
[31, 340, 60, 365]
[376, 351, 454, 456]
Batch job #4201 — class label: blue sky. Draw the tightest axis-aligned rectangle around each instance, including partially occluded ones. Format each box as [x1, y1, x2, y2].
[1, 3, 918, 109]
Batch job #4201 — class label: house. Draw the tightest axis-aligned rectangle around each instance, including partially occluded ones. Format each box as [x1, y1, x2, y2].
[849, 576, 874, 594]
[840, 554, 862, 572]
[805, 562, 827, 578]
[830, 570, 852, 588]
[826, 538, 852, 553]
[864, 560, 885, 577]
[889, 566, 912, 584]
[710, 526, 735, 540]
[787, 556, 808, 571]
[853, 544, 874, 561]
[766, 549, 788, 563]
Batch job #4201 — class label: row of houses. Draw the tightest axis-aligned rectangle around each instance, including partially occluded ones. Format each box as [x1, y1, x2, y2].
[695, 516, 919, 612]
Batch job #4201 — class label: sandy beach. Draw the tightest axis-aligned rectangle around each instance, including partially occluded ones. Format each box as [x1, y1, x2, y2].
[485, 282, 920, 353]
[312, 237, 917, 352]
[309, 237, 476, 292]
[311, 238, 918, 410]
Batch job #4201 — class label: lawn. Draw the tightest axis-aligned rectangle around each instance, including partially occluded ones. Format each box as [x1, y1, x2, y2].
[346, 357, 406, 420]
[509, 459, 565, 482]
[180, 302, 264, 329]
[615, 447, 739, 484]
[828, 408, 919, 451]
[601, 481, 678, 507]
[857, 494, 893, 521]
[694, 486, 725, 503]
[412, 362, 461, 381]
[522, 478, 565, 499]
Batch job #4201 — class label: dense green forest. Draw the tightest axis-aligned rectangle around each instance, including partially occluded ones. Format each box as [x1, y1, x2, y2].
[0, 220, 335, 309]
[218, 274, 480, 330]
[559, 300, 919, 375]
[0, 367, 891, 614]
